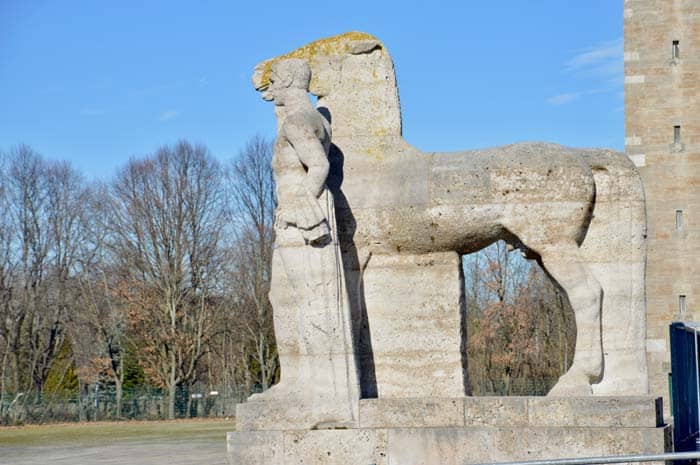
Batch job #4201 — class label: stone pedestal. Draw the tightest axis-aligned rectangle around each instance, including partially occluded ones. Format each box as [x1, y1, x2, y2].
[228, 396, 670, 465]
[361, 252, 467, 398]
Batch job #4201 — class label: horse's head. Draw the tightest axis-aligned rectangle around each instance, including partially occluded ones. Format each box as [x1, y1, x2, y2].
[253, 32, 402, 138]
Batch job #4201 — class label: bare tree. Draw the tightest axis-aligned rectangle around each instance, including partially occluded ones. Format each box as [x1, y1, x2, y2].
[109, 141, 227, 419]
[464, 241, 575, 395]
[5, 146, 52, 402]
[0, 146, 92, 412]
[43, 161, 95, 402]
[0, 137, 283, 423]
[63, 181, 129, 420]
[225, 135, 277, 392]
[0, 151, 16, 416]
[70, 267, 126, 420]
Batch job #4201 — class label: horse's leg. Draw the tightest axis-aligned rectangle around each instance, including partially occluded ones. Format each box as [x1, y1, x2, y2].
[537, 244, 603, 396]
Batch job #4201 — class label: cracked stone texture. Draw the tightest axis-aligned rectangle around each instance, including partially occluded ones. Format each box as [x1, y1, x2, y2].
[229, 396, 669, 465]
[250, 31, 649, 401]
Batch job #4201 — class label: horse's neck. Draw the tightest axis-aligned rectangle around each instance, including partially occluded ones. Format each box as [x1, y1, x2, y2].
[316, 49, 403, 140]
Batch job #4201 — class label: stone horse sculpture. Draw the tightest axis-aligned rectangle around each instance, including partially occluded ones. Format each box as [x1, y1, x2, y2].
[252, 32, 649, 402]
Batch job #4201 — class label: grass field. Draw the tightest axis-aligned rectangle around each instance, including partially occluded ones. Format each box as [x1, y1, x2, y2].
[0, 419, 234, 464]
[0, 418, 234, 446]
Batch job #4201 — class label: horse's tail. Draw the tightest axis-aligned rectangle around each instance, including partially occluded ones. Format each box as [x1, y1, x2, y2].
[579, 149, 649, 395]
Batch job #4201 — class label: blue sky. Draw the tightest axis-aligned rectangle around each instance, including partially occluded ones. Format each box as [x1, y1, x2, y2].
[0, 1, 623, 179]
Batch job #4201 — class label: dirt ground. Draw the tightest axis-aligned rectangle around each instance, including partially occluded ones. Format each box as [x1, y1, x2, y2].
[0, 418, 233, 465]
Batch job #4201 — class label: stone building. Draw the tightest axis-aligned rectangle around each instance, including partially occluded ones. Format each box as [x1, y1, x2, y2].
[624, 0, 700, 408]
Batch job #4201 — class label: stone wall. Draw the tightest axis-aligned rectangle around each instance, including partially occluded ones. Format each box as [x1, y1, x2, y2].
[625, 0, 700, 413]
[230, 397, 670, 465]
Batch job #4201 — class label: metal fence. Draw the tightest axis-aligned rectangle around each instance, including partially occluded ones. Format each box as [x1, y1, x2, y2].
[670, 321, 700, 459]
[469, 378, 558, 396]
[0, 378, 560, 425]
[0, 384, 253, 425]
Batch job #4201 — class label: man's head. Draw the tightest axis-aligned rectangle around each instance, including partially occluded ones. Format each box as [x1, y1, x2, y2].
[262, 59, 311, 105]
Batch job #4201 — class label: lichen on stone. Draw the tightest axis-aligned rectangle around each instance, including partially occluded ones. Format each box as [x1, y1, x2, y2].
[254, 31, 382, 90]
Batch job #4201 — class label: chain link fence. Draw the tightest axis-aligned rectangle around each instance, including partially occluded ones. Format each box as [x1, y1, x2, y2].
[0, 384, 255, 425]
[0, 378, 558, 425]
[470, 378, 559, 396]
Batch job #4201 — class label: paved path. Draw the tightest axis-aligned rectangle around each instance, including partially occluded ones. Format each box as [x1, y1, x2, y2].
[2, 438, 228, 465]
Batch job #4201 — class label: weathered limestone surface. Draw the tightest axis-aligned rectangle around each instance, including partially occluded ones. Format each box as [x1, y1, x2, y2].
[228, 431, 283, 465]
[248, 57, 359, 429]
[229, 30, 657, 464]
[359, 397, 464, 429]
[229, 397, 670, 464]
[236, 396, 663, 432]
[250, 31, 649, 400]
[361, 252, 466, 398]
[526, 396, 663, 427]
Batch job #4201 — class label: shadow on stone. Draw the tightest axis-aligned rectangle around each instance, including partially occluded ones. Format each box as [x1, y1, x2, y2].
[326, 132, 378, 399]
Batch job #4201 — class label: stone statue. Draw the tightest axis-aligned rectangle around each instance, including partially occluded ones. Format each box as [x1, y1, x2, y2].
[229, 32, 660, 465]
[250, 32, 649, 400]
[248, 58, 359, 428]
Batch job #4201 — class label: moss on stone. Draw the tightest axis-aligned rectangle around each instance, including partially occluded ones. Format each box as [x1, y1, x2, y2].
[256, 31, 381, 90]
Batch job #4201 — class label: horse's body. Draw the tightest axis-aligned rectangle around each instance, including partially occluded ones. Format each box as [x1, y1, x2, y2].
[254, 32, 649, 397]
[334, 139, 596, 258]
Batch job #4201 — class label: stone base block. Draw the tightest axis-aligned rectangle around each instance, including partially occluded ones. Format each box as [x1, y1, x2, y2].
[228, 396, 670, 464]
[361, 252, 467, 398]
[235, 399, 349, 431]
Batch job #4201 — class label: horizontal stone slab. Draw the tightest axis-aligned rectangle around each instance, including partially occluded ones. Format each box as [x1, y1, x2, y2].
[227, 431, 283, 465]
[236, 400, 360, 431]
[466, 396, 663, 428]
[284, 429, 388, 465]
[464, 396, 529, 427]
[359, 397, 464, 428]
[227, 423, 671, 465]
[236, 395, 663, 431]
[379, 396, 661, 429]
[527, 396, 663, 428]
[492, 426, 670, 463]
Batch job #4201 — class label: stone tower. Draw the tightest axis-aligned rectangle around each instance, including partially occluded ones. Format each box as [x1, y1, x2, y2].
[625, 0, 700, 408]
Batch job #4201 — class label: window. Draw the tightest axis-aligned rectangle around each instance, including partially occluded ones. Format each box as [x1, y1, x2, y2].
[674, 126, 682, 144]
[672, 40, 680, 59]
[679, 295, 687, 314]
[676, 210, 684, 230]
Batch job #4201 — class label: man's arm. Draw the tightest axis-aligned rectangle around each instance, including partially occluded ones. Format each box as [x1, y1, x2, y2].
[284, 117, 329, 198]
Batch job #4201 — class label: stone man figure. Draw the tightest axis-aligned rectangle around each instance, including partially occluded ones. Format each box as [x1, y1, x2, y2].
[250, 58, 359, 428]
